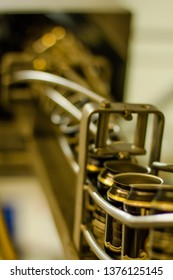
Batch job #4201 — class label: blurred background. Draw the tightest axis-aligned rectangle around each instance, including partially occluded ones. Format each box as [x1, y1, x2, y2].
[119, 0, 173, 165]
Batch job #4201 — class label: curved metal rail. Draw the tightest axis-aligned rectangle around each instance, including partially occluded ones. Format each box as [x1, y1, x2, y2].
[45, 86, 97, 135]
[85, 183, 173, 228]
[81, 224, 112, 260]
[4, 70, 107, 104]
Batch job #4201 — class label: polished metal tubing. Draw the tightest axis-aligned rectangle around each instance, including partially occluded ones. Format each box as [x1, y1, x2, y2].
[152, 161, 173, 173]
[81, 225, 112, 260]
[57, 134, 79, 174]
[134, 112, 148, 149]
[95, 101, 111, 149]
[6, 70, 107, 103]
[45, 87, 97, 135]
[85, 184, 173, 228]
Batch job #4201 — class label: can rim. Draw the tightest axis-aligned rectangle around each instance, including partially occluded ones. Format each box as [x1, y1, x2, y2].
[113, 172, 163, 187]
[104, 160, 151, 174]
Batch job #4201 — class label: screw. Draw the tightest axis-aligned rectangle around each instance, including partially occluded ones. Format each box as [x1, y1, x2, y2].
[100, 100, 111, 109]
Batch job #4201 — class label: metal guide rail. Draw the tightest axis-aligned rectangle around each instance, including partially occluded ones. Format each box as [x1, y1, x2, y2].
[1, 67, 173, 260]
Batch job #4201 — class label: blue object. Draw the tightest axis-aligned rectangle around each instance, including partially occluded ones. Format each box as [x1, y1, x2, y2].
[2, 205, 15, 240]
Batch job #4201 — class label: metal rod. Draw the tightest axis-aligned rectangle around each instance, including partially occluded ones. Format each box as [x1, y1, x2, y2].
[45, 87, 97, 135]
[6, 70, 107, 103]
[86, 184, 173, 228]
[149, 113, 165, 167]
[58, 134, 79, 174]
[81, 225, 112, 260]
[134, 113, 148, 149]
[95, 101, 111, 149]
[73, 110, 90, 250]
[152, 161, 173, 173]
[46, 87, 82, 121]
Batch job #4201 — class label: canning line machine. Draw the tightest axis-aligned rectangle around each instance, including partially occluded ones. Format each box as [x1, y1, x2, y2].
[0, 13, 173, 260]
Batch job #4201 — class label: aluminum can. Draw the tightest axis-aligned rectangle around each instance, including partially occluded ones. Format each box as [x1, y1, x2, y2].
[97, 160, 150, 194]
[92, 161, 150, 249]
[105, 173, 163, 259]
[149, 185, 173, 260]
[122, 183, 163, 260]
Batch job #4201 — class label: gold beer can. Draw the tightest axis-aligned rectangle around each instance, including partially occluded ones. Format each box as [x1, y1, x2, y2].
[122, 183, 163, 260]
[105, 173, 163, 259]
[92, 161, 150, 249]
[149, 185, 173, 260]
